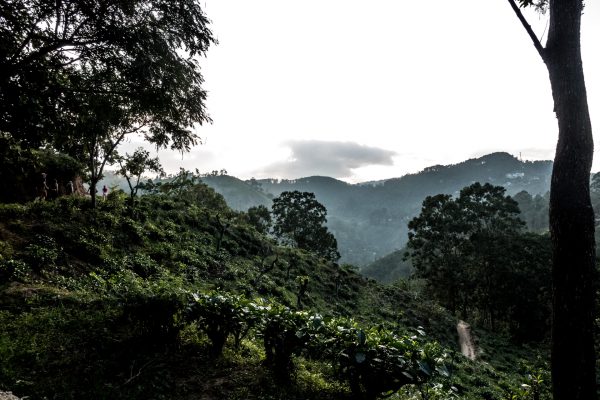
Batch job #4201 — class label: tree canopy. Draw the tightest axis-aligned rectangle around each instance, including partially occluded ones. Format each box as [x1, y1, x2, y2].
[1, 0, 216, 206]
[246, 205, 272, 235]
[272, 191, 340, 261]
[406, 183, 550, 340]
[116, 147, 164, 204]
[1, 0, 215, 146]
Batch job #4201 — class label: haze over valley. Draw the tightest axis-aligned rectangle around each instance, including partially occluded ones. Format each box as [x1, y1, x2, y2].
[102, 151, 553, 266]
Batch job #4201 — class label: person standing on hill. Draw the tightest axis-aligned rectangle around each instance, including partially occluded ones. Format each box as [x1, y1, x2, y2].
[102, 185, 108, 200]
[38, 172, 49, 201]
[51, 179, 59, 199]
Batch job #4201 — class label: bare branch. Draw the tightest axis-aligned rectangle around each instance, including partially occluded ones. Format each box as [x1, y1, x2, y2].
[507, 0, 547, 61]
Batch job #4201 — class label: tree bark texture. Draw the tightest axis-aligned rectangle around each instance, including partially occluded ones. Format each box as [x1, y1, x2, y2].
[545, 1, 597, 399]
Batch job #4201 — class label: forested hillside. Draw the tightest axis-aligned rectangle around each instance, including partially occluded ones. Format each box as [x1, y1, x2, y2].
[183, 153, 552, 266]
[0, 178, 555, 399]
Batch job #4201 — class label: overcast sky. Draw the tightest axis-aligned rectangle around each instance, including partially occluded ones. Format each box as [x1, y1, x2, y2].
[122, 1, 599, 183]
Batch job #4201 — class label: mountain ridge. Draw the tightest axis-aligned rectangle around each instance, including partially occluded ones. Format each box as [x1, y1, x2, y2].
[203, 152, 553, 265]
[99, 152, 553, 265]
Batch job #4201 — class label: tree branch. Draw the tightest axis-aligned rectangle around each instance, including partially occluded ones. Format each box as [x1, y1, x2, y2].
[55, 0, 62, 38]
[506, 0, 547, 61]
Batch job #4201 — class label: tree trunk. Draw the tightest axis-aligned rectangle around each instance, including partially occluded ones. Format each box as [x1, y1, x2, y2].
[90, 179, 98, 209]
[545, 1, 597, 399]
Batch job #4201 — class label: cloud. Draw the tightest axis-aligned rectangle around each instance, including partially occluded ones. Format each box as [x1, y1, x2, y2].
[258, 140, 397, 179]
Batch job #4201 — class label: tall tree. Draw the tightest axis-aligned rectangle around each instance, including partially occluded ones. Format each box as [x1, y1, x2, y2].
[407, 183, 525, 321]
[246, 205, 272, 235]
[507, 1, 596, 398]
[406, 193, 467, 315]
[272, 191, 340, 261]
[1, 0, 215, 207]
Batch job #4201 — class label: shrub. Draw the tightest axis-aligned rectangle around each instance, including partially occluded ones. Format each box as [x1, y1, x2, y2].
[186, 292, 261, 357]
[0, 259, 29, 282]
[23, 235, 60, 272]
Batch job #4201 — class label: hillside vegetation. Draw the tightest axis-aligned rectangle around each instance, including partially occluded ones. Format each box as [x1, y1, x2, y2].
[0, 183, 550, 400]
[97, 153, 553, 267]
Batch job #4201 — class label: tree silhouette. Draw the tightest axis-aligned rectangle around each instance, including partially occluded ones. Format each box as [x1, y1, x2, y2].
[272, 191, 340, 261]
[116, 148, 164, 206]
[407, 183, 525, 319]
[507, 1, 596, 398]
[1, 0, 216, 207]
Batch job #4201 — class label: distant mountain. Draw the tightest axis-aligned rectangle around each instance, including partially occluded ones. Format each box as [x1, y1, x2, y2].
[202, 152, 553, 267]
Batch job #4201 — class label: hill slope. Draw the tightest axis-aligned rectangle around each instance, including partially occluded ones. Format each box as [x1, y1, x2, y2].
[201, 153, 552, 266]
[0, 188, 550, 400]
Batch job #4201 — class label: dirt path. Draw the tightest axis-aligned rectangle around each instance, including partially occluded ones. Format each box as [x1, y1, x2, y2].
[457, 320, 477, 360]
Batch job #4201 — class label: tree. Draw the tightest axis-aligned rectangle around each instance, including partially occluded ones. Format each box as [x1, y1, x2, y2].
[116, 147, 164, 205]
[507, 1, 596, 398]
[0, 134, 84, 203]
[246, 205, 272, 235]
[1, 0, 216, 207]
[272, 191, 340, 261]
[406, 193, 468, 315]
[407, 183, 527, 325]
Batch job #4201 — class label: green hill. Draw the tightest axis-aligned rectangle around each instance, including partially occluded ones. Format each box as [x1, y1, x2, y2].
[201, 175, 273, 210]
[194, 153, 552, 266]
[0, 185, 550, 400]
[361, 248, 414, 284]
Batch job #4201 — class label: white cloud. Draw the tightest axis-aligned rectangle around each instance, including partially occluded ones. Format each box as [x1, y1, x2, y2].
[258, 140, 396, 179]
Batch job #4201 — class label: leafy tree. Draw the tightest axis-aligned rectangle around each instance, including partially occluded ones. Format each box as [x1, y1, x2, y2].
[0, 134, 84, 202]
[140, 168, 228, 211]
[116, 148, 164, 205]
[1, 0, 216, 207]
[406, 193, 468, 315]
[407, 183, 536, 328]
[407, 183, 551, 342]
[272, 191, 340, 261]
[246, 205, 272, 234]
[507, 1, 596, 397]
[513, 190, 550, 232]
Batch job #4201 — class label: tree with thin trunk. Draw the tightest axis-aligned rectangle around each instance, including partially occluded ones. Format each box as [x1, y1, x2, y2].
[1, 0, 216, 208]
[117, 147, 164, 207]
[507, 1, 596, 398]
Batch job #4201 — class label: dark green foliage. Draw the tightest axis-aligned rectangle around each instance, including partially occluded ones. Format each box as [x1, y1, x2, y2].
[1, 0, 215, 146]
[261, 305, 312, 382]
[331, 324, 448, 400]
[513, 190, 549, 232]
[246, 204, 272, 234]
[272, 191, 340, 261]
[0, 191, 555, 399]
[0, 259, 28, 283]
[186, 292, 260, 357]
[23, 234, 61, 272]
[361, 248, 414, 283]
[407, 183, 551, 340]
[0, 136, 84, 203]
[1, 0, 216, 208]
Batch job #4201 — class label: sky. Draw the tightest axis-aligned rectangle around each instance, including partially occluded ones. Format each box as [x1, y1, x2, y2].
[121, 1, 600, 183]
